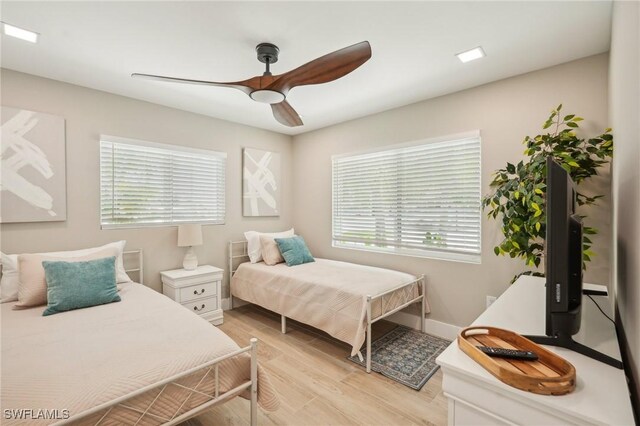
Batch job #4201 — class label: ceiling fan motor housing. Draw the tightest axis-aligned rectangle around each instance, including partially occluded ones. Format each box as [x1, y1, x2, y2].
[256, 43, 279, 64]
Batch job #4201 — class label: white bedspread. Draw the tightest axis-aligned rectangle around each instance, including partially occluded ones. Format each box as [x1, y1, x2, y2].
[231, 258, 429, 356]
[1, 282, 278, 425]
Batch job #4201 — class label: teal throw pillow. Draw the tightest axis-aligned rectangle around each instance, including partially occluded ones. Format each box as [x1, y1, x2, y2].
[42, 256, 121, 316]
[274, 236, 315, 266]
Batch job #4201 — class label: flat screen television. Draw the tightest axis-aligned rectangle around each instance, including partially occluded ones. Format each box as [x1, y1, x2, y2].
[546, 156, 583, 337]
[525, 157, 623, 369]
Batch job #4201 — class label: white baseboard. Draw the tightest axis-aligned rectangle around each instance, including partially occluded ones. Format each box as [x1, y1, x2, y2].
[423, 318, 461, 341]
[387, 310, 422, 329]
[387, 311, 461, 341]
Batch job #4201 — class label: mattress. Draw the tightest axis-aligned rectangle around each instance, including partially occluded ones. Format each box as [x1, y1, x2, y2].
[231, 258, 429, 356]
[1, 282, 279, 425]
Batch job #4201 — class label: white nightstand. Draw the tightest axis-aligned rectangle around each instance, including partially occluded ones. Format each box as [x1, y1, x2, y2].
[161, 265, 224, 325]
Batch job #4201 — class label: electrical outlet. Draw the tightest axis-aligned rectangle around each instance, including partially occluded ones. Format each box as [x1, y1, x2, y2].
[486, 295, 497, 309]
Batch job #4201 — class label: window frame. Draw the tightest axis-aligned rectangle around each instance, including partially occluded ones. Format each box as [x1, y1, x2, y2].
[331, 131, 482, 264]
[99, 135, 227, 230]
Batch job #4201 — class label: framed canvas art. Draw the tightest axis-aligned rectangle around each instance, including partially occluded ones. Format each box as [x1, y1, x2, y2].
[242, 148, 280, 217]
[1, 106, 67, 223]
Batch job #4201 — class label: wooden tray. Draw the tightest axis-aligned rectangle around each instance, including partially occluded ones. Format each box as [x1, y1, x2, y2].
[458, 326, 576, 395]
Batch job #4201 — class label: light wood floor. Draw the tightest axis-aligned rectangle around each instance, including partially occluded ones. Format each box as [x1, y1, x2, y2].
[183, 305, 448, 426]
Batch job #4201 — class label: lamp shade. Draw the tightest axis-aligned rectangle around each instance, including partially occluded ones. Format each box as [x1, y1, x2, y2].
[177, 224, 203, 247]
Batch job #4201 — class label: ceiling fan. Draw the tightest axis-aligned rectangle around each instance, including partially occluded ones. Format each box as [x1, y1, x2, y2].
[132, 41, 371, 127]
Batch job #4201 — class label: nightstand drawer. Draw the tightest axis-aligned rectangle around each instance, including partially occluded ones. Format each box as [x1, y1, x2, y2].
[182, 296, 218, 314]
[180, 282, 217, 303]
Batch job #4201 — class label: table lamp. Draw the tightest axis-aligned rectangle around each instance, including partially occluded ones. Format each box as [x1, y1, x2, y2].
[178, 224, 203, 270]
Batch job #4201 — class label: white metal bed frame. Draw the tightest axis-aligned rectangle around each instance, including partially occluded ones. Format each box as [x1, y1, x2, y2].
[49, 249, 259, 426]
[228, 240, 426, 373]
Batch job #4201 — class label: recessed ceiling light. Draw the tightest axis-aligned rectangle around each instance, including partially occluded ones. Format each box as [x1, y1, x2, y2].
[3, 22, 39, 43]
[456, 47, 485, 63]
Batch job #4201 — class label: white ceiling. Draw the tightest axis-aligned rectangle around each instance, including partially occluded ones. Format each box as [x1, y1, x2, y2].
[1, 1, 612, 135]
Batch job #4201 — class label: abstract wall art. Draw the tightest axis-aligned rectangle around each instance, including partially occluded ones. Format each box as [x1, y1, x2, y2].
[242, 147, 280, 217]
[1, 107, 67, 223]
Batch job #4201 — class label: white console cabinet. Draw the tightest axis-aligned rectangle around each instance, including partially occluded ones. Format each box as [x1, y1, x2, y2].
[437, 276, 634, 425]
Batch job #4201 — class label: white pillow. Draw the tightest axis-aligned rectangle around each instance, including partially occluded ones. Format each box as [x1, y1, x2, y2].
[0, 241, 130, 304]
[40, 241, 129, 283]
[0, 253, 19, 303]
[244, 229, 294, 263]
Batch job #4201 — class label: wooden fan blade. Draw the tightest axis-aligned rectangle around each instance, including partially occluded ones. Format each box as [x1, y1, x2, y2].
[131, 73, 260, 95]
[271, 101, 303, 127]
[267, 41, 371, 94]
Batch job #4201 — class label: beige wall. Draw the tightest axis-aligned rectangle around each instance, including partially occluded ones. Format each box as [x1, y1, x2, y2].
[1, 54, 613, 328]
[291, 54, 611, 327]
[610, 0, 640, 415]
[0, 69, 293, 297]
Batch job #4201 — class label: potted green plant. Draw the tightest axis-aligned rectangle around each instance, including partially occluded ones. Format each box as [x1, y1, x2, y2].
[483, 105, 613, 280]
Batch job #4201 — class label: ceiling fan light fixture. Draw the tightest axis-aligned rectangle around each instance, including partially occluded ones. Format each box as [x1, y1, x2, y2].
[250, 89, 286, 104]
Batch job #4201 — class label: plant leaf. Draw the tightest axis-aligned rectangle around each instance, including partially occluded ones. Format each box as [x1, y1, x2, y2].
[481, 105, 611, 276]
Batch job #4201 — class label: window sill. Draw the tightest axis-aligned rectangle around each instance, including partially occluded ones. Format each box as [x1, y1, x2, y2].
[332, 242, 481, 264]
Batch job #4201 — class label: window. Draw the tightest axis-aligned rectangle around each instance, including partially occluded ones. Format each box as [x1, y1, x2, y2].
[332, 131, 481, 263]
[100, 136, 226, 229]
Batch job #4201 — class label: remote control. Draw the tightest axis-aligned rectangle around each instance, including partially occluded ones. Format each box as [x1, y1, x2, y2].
[478, 346, 538, 360]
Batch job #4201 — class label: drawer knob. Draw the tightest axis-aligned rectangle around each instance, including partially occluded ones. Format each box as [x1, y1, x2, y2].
[193, 304, 205, 312]
[193, 288, 206, 295]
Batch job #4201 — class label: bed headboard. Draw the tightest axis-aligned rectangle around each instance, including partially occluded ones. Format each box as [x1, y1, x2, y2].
[123, 249, 144, 284]
[228, 240, 249, 278]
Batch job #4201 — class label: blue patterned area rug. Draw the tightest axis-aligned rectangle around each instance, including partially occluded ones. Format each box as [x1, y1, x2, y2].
[347, 325, 451, 390]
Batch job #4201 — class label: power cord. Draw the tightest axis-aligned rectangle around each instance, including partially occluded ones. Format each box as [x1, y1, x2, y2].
[587, 294, 615, 325]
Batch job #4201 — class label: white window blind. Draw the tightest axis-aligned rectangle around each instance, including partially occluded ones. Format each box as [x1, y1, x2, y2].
[332, 132, 481, 263]
[100, 136, 226, 229]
